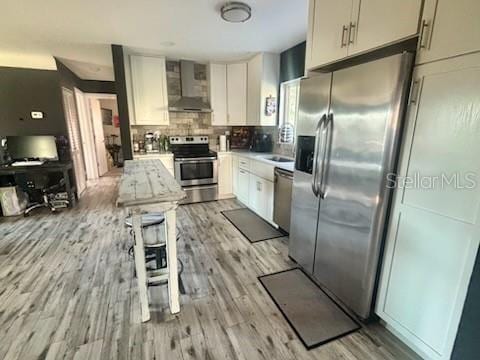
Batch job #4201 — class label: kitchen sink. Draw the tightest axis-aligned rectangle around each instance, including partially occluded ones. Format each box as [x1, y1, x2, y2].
[265, 156, 294, 163]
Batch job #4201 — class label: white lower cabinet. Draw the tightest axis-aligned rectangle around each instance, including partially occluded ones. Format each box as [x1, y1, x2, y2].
[248, 173, 274, 222]
[376, 53, 480, 360]
[261, 178, 275, 223]
[232, 154, 239, 196]
[237, 167, 250, 205]
[218, 153, 234, 199]
[232, 154, 275, 223]
[248, 173, 260, 213]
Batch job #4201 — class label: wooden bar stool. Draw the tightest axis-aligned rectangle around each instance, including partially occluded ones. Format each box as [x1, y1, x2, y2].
[126, 211, 181, 321]
[126, 212, 167, 270]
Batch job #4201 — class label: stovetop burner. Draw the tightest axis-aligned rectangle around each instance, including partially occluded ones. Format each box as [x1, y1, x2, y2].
[170, 136, 217, 159]
[173, 150, 217, 160]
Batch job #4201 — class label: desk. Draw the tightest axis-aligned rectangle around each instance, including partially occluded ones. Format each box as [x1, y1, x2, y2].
[0, 161, 76, 206]
[117, 159, 186, 322]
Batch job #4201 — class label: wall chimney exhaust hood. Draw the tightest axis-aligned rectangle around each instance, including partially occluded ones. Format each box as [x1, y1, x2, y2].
[169, 60, 212, 113]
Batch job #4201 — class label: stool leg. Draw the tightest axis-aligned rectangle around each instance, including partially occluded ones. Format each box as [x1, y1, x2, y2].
[155, 248, 162, 269]
[165, 208, 180, 314]
[161, 247, 167, 268]
[132, 214, 151, 322]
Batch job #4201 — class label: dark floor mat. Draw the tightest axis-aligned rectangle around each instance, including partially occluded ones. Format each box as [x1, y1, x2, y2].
[258, 268, 360, 349]
[221, 208, 285, 243]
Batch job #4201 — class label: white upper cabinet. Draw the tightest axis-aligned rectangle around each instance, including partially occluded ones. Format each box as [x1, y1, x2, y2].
[247, 54, 262, 125]
[416, 0, 480, 65]
[306, 0, 422, 70]
[349, 0, 421, 55]
[247, 53, 280, 126]
[306, 0, 352, 70]
[129, 55, 169, 125]
[226, 63, 247, 125]
[208, 63, 228, 126]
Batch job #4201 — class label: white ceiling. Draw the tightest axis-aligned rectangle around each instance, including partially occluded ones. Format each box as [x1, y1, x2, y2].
[0, 0, 308, 81]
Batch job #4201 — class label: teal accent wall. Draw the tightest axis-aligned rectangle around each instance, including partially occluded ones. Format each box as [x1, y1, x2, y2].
[451, 252, 479, 359]
[280, 42, 306, 83]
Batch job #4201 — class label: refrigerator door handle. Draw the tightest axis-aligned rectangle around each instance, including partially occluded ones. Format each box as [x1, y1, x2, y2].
[311, 114, 327, 196]
[319, 113, 334, 199]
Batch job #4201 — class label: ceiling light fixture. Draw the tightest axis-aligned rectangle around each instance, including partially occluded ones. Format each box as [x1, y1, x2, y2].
[221, 2, 252, 23]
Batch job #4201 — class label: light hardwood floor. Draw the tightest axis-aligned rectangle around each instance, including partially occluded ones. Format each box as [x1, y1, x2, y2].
[0, 176, 420, 360]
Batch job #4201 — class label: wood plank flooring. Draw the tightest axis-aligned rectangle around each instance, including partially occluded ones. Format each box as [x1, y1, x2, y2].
[0, 176, 420, 360]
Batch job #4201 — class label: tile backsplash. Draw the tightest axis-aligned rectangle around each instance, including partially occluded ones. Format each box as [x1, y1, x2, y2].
[131, 60, 295, 157]
[131, 112, 230, 148]
[259, 126, 295, 157]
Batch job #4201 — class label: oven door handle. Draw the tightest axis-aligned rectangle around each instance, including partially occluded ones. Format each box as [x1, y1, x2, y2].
[175, 157, 217, 162]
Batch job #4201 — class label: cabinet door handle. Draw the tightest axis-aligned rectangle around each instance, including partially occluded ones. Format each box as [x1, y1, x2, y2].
[257, 181, 262, 191]
[409, 79, 421, 105]
[419, 19, 431, 49]
[341, 25, 348, 48]
[348, 22, 356, 44]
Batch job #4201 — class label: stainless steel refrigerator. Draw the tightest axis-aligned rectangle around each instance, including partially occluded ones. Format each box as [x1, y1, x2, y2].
[289, 53, 413, 320]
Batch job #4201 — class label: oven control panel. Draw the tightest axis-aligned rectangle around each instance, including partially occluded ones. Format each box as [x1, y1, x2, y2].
[169, 136, 209, 144]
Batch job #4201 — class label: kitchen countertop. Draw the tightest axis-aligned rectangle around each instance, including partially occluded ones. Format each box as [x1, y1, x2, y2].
[230, 149, 295, 172]
[117, 159, 185, 207]
[132, 150, 295, 172]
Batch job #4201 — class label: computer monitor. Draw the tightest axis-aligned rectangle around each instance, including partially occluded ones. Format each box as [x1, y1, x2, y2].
[6, 136, 59, 161]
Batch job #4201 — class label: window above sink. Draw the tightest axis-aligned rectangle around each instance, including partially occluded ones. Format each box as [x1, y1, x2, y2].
[278, 78, 300, 144]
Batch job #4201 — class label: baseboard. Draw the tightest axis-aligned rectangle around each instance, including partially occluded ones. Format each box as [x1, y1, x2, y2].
[218, 193, 236, 200]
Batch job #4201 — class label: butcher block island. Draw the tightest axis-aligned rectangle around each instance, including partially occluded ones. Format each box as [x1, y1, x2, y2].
[117, 159, 186, 322]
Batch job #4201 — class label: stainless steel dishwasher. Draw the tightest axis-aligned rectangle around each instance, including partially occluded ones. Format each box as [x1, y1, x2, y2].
[273, 167, 293, 234]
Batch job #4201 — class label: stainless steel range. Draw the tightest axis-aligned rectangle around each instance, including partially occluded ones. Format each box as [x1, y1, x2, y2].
[170, 136, 218, 204]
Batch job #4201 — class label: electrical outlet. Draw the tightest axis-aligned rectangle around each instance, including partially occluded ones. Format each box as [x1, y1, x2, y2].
[31, 111, 44, 119]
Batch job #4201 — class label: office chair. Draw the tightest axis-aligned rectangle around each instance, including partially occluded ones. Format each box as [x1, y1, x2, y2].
[24, 177, 69, 216]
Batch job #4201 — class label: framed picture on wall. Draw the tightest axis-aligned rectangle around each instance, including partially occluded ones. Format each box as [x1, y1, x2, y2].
[101, 108, 113, 125]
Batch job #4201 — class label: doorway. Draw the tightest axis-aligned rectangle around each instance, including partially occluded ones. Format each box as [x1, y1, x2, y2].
[74, 90, 122, 184]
